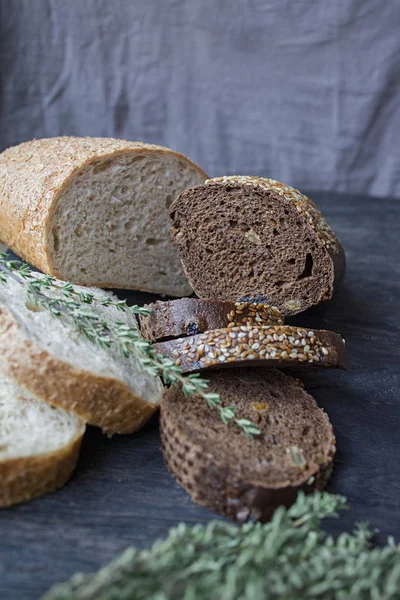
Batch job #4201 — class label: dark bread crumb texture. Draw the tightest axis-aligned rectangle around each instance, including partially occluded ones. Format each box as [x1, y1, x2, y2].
[139, 298, 283, 342]
[154, 324, 347, 373]
[161, 369, 336, 522]
[170, 176, 345, 315]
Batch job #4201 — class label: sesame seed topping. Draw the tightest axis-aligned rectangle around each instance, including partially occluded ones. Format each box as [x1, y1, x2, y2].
[161, 324, 343, 372]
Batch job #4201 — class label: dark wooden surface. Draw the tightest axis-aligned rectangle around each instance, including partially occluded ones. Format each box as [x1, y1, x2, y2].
[1, 192, 400, 600]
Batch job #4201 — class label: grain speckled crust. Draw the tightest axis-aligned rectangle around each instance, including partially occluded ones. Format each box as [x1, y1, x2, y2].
[139, 298, 284, 342]
[0, 304, 159, 435]
[208, 177, 342, 254]
[0, 137, 207, 288]
[154, 324, 347, 373]
[0, 434, 83, 508]
[161, 369, 336, 522]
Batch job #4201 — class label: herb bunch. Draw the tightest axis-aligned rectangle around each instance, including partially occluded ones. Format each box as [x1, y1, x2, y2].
[0, 254, 260, 437]
[42, 491, 400, 600]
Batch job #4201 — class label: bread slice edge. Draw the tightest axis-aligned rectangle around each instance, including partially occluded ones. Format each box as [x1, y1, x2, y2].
[0, 302, 161, 435]
[0, 431, 84, 508]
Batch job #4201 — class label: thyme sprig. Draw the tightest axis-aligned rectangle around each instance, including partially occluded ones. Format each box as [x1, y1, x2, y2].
[42, 491, 400, 600]
[0, 255, 260, 438]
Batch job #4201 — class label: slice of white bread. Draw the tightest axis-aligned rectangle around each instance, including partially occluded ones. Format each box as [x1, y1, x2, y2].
[0, 274, 164, 435]
[0, 373, 85, 507]
[0, 137, 208, 295]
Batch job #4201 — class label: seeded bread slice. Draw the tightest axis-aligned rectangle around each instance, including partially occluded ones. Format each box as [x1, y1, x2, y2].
[154, 324, 347, 373]
[0, 274, 163, 435]
[139, 298, 284, 342]
[161, 368, 335, 522]
[0, 373, 85, 507]
[170, 176, 345, 315]
[0, 137, 208, 296]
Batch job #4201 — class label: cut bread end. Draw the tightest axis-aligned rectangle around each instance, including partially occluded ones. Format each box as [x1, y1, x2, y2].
[49, 147, 207, 295]
[170, 177, 345, 314]
[0, 374, 85, 507]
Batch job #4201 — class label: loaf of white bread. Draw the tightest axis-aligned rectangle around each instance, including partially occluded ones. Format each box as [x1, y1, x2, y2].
[0, 137, 207, 296]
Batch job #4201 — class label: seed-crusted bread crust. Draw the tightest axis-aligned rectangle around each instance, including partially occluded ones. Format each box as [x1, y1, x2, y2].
[170, 176, 345, 314]
[0, 303, 161, 435]
[0, 137, 207, 294]
[154, 324, 347, 373]
[161, 369, 336, 522]
[139, 298, 284, 342]
[208, 177, 342, 254]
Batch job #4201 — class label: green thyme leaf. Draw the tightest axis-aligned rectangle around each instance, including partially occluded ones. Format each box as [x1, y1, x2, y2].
[234, 419, 261, 437]
[220, 405, 236, 423]
[43, 492, 400, 600]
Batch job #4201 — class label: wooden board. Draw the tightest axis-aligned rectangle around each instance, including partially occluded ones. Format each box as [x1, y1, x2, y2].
[1, 192, 399, 600]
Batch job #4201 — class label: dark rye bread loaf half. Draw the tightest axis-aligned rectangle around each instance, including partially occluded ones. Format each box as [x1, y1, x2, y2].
[154, 324, 347, 373]
[170, 176, 345, 315]
[161, 369, 336, 522]
[139, 298, 284, 342]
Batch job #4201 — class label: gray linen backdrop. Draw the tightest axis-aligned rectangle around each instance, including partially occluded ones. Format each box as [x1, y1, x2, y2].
[0, 0, 399, 198]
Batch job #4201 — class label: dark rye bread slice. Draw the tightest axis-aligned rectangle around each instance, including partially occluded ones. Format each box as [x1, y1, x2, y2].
[139, 298, 284, 342]
[161, 369, 336, 522]
[170, 176, 345, 315]
[154, 324, 347, 373]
